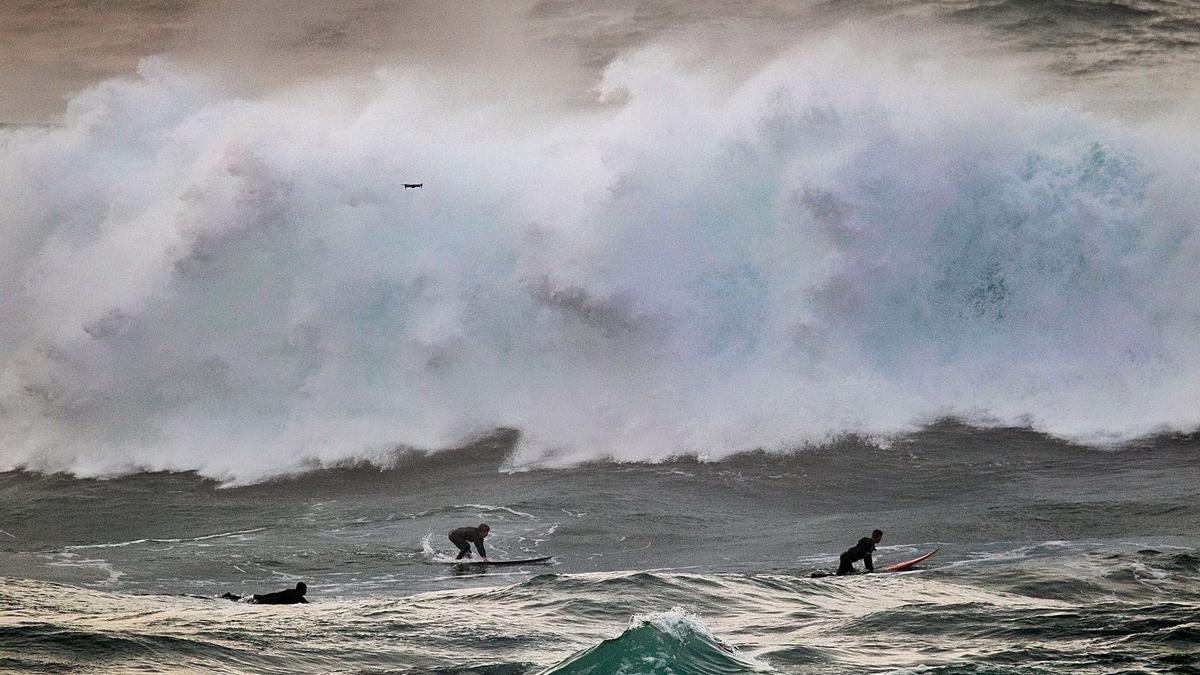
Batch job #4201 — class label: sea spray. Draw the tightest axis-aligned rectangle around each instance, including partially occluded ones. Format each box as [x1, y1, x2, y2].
[2, 38, 1199, 482]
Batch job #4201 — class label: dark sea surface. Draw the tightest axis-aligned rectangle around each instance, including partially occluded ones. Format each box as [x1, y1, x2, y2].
[3, 425, 1198, 673]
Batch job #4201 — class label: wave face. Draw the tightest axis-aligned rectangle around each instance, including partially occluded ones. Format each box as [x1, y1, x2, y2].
[2, 29, 1200, 480]
[540, 608, 772, 675]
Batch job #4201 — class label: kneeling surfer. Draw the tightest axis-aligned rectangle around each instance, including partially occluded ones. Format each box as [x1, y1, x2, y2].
[448, 523, 490, 560]
[837, 529, 882, 575]
[221, 581, 309, 604]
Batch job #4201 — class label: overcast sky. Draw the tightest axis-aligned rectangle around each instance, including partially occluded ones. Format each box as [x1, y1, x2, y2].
[1, 1, 838, 122]
[3, 2, 1195, 123]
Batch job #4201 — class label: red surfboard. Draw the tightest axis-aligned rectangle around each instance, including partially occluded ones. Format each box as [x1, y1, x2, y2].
[881, 548, 939, 572]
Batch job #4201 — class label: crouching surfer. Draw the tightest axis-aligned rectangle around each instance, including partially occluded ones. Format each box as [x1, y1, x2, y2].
[837, 529, 883, 575]
[448, 523, 490, 560]
[221, 581, 309, 604]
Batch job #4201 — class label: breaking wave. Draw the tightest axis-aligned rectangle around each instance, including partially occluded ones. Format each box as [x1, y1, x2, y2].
[2, 32, 1199, 481]
[539, 608, 772, 674]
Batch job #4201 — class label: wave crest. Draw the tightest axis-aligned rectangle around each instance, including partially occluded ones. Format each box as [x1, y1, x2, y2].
[2, 36, 1199, 481]
[539, 607, 772, 674]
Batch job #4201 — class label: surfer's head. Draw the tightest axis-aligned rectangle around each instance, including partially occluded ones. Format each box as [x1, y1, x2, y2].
[871, 529, 883, 543]
[296, 582, 307, 595]
[479, 523, 491, 537]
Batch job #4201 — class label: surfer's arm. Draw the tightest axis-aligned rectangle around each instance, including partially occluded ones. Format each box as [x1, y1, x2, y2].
[864, 553, 874, 572]
[474, 539, 487, 558]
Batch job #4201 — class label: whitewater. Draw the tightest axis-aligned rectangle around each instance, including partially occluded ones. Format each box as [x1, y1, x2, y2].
[3, 24, 1200, 481]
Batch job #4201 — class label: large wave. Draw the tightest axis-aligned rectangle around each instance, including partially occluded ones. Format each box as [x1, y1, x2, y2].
[2, 34, 1199, 482]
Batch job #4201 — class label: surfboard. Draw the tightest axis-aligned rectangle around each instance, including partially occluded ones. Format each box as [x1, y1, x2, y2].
[444, 556, 554, 566]
[880, 548, 939, 572]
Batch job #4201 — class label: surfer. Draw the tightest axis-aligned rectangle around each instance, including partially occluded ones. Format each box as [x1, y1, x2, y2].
[220, 581, 309, 604]
[836, 529, 883, 575]
[448, 523, 490, 560]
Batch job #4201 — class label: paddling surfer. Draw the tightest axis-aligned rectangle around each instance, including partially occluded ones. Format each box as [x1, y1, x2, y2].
[448, 523, 490, 560]
[836, 529, 882, 575]
[220, 581, 309, 604]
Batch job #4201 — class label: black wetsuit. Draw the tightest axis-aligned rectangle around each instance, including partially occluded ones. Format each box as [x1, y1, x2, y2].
[449, 526, 487, 560]
[220, 588, 308, 604]
[837, 537, 876, 575]
[252, 587, 308, 604]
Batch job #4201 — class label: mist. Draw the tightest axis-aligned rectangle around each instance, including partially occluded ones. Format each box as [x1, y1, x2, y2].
[2, 5, 1200, 482]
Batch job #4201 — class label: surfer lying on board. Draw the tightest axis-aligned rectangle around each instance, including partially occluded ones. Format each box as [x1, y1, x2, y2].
[220, 581, 309, 604]
[449, 523, 490, 560]
[836, 529, 883, 575]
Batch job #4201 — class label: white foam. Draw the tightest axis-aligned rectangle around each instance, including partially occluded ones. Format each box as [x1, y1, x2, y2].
[1, 31, 1198, 482]
[632, 607, 774, 671]
[62, 528, 265, 550]
[45, 554, 125, 586]
[455, 504, 536, 520]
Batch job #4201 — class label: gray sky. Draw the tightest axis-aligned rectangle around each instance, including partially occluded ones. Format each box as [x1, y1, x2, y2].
[1, 1, 735, 122]
[1, 1, 570, 121]
[3, 2, 1195, 123]
[0, 1, 922, 123]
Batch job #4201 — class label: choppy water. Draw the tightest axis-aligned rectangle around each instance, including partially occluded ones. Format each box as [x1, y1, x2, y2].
[3, 425, 1198, 673]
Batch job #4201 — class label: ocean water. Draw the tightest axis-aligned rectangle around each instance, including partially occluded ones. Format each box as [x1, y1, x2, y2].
[3, 0, 1200, 672]
[2, 426, 1198, 673]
